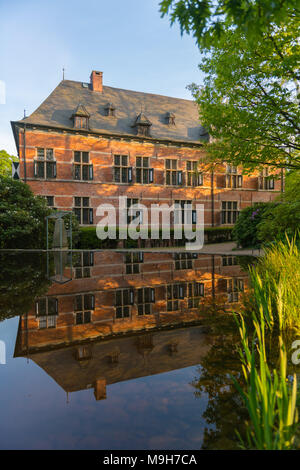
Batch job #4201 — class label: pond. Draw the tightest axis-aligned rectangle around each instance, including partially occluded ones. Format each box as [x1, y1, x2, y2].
[0, 250, 254, 450]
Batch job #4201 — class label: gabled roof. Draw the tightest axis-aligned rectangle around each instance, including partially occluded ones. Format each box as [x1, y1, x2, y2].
[12, 80, 208, 145]
[72, 103, 90, 118]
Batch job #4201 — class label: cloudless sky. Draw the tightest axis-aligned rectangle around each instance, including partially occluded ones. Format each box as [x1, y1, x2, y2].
[0, 0, 204, 154]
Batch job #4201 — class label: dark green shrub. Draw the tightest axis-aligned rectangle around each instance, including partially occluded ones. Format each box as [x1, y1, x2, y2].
[232, 202, 277, 248]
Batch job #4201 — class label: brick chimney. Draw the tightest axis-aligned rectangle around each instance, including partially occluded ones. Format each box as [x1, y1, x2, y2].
[90, 70, 103, 93]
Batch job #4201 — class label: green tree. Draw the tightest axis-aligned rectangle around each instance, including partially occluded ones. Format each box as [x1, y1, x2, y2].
[189, 20, 300, 171]
[0, 149, 18, 176]
[160, 0, 299, 48]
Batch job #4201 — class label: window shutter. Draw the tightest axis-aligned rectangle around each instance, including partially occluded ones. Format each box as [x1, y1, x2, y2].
[238, 175, 243, 187]
[139, 252, 144, 262]
[200, 283, 204, 296]
[89, 208, 93, 224]
[34, 160, 37, 177]
[258, 176, 263, 190]
[192, 210, 197, 224]
[151, 288, 155, 303]
[90, 252, 94, 266]
[55, 299, 58, 315]
[177, 171, 182, 185]
[192, 253, 198, 259]
[35, 301, 39, 315]
[149, 168, 154, 183]
[128, 167, 133, 183]
[91, 294, 95, 309]
[269, 178, 274, 189]
[130, 289, 134, 305]
[53, 162, 57, 178]
[198, 173, 203, 186]
[89, 164, 93, 180]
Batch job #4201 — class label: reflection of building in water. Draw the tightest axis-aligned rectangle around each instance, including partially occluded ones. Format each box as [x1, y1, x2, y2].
[14, 252, 248, 351]
[14, 252, 249, 400]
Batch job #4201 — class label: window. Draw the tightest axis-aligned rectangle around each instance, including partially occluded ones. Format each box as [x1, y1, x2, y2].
[136, 157, 154, 184]
[174, 252, 197, 270]
[166, 283, 186, 311]
[125, 252, 143, 274]
[115, 289, 134, 319]
[221, 201, 239, 224]
[74, 116, 88, 129]
[46, 196, 54, 207]
[174, 200, 194, 224]
[127, 198, 141, 224]
[73, 197, 93, 225]
[73, 151, 93, 181]
[188, 281, 204, 308]
[227, 278, 244, 303]
[165, 160, 182, 186]
[34, 148, 56, 179]
[226, 165, 243, 188]
[137, 287, 155, 315]
[186, 161, 203, 186]
[74, 293, 94, 324]
[114, 155, 132, 183]
[105, 103, 115, 117]
[74, 251, 94, 278]
[222, 255, 238, 266]
[35, 297, 58, 329]
[166, 112, 175, 125]
[259, 168, 275, 190]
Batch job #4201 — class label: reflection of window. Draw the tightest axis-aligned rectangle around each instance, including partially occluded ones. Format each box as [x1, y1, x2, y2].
[186, 161, 203, 186]
[114, 155, 132, 183]
[188, 281, 204, 308]
[73, 151, 93, 181]
[227, 278, 244, 302]
[36, 297, 58, 329]
[259, 168, 275, 190]
[34, 148, 56, 179]
[73, 197, 93, 225]
[136, 157, 153, 184]
[74, 293, 94, 324]
[74, 116, 88, 129]
[221, 201, 239, 224]
[115, 289, 134, 319]
[174, 253, 197, 270]
[226, 165, 243, 188]
[166, 283, 185, 311]
[125, 252, 143, 274]
[127, 198, 141, 224]
[165, 159, 182, 185]
[222, 255, 238, 266]
[137, 287, 155, 315]
[174, 200, 193, 224]
[74, 251, 94, 278]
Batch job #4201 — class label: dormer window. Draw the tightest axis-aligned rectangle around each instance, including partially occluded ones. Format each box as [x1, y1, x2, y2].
[105, 103, 116, 117]
[166, 112, 175, 125]
[71, 103, 90, 129]
[132, 113, 152, 137]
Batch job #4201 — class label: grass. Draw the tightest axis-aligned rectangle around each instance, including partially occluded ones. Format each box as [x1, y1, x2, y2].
[247, 237, 300, 332]
[233, 313, 298, 449]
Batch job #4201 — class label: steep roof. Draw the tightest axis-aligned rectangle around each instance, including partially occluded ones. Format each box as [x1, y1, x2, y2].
[14, 79, 208, 145]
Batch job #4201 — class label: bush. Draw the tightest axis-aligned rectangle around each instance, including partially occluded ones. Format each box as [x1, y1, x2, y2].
[0, 176, 52, 249]
[232, 202, 276, 248]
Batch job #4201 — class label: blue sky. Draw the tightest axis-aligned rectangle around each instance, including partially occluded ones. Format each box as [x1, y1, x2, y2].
[0, 0, 203, 154]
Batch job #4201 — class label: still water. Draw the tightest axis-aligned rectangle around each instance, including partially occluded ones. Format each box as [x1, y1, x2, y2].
[0, 250, 253, 450]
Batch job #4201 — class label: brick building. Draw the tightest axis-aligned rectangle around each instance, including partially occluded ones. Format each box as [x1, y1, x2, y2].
[11, 70, 282, 230]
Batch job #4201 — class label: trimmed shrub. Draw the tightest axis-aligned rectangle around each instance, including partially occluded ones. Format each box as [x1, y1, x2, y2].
[232, 202, 276, 248]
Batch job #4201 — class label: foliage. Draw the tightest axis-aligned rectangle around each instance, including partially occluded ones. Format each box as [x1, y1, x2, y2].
[257, 171, 300, 242]
[232, 203, 275, 248]
[233, 312, 298, 449]
[0, 176, 79, 249]
[188, 18, 300, 172]
[247, 238, 300, 332]
[159, 0, 298, 48]
[0, 149, 18, 176]
[0, 252, 50, 320]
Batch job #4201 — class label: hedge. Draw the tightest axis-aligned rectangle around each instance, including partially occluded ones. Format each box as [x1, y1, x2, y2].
[77, 226, 233, 249]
